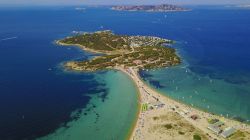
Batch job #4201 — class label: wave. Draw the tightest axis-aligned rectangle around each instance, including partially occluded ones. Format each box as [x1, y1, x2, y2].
[1, 36, 18, 41]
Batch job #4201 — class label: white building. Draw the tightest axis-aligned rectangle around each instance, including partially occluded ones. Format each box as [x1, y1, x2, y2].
[221, 127, 236, 138]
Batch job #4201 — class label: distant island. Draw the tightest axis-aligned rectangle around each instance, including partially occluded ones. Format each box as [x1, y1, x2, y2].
[237, 4, 250, 8]
[111, 4, 189, 12]
[57, 30, 180, 71]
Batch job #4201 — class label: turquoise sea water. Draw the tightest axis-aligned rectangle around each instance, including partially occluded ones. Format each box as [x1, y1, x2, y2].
[139, 6, 250, 122]
[39, 70, 138, 140]
[0, 5, 250, 140]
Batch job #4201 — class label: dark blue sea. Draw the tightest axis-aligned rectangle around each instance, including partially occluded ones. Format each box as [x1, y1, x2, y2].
[0, 6, 139, 140]
[0, 5, 250, 139]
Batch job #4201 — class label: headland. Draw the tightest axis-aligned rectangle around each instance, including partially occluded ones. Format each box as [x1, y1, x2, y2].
[57, 30, 180, 71]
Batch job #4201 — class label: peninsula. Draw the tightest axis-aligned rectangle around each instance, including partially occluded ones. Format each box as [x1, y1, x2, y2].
[111, 4, 189, 12]
[57, 30, 180, 71]
[57, 31, 250, 140]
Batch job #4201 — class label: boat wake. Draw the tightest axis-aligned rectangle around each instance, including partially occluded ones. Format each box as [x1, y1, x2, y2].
[1, 36, 18, 41]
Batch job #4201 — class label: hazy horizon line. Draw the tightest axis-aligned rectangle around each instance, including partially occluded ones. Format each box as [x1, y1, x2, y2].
[0, 3, 249, 7]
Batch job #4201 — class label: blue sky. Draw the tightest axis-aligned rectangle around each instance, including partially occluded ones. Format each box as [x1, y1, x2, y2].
[1, 0, 250, 6]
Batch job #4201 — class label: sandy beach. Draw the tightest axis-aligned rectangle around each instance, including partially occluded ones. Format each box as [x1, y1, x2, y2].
[56, 33, 250, 140]
[116, 67, 250, 140]
[56, 40, 113, 55]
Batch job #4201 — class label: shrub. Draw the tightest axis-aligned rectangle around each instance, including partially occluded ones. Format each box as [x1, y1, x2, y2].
[164, 124, 172, 129]
[178, 131, 185, 135]
[193, 134, 201, 140]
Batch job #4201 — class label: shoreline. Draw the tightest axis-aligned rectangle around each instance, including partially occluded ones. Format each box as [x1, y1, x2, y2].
[55, 40, 114, 55]
[56, 35, 250, 139]
[116, 67, 250, 140]
[138, 70, 250, 125]
[123, 70, 142, 140]
[114, 67, 141, 140]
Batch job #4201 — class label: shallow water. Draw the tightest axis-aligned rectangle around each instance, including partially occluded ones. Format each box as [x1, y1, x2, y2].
[139, 6, 250, 122]
[38, 70, 138, 140]
[0, 7, 138, 139]
[140, 67, 250, 122]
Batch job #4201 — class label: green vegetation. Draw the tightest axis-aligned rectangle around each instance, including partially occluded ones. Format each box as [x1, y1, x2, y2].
[60, 31, 129, 52]
[58, 30, 180, 71]
[164, 124, 173, 129]
[207, 118, 219, 124]
[178, 131, 185, 135]
[142, 103, 148, 112]
[193, 134, 202, 140]
[153, 116, 159, 120]
[228, 130, 250, 140]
